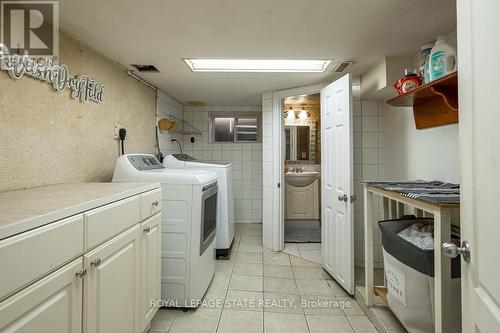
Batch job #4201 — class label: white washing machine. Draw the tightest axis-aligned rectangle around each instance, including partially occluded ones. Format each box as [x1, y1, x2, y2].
[113, 154, 217, 308]
[163, 154, 235, 255]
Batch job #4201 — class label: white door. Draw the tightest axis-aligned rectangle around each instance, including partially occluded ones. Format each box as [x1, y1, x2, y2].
[140, 213, 161, 331]
[458, 0, 500, 331]
[320, 74, 354, 294]
[0, 258, 83, 333]
[83, 225, 140, 333]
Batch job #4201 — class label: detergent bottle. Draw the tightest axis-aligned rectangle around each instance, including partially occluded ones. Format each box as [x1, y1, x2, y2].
[429, 36, 457, 81]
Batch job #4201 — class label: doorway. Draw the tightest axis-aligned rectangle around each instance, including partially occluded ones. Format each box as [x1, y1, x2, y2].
[269, 75, 355, 295]
[282, 93, 322, 263]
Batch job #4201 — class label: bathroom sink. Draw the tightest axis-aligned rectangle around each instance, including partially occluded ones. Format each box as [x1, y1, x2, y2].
[285, 171, 319, 187]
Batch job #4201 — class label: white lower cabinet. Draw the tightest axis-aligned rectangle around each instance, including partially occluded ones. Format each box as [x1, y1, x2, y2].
[286, 179, 320, 220]
[83, 224, 141, 333]
[139, 213, 161, 331]
[0, 258, 83, 333]
[0, 188, 161, 333]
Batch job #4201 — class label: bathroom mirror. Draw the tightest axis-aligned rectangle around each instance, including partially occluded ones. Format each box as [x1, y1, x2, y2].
[285, 125, 313, 162]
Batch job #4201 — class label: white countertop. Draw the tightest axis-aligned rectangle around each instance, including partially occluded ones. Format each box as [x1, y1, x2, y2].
[0, 182, 160, 240]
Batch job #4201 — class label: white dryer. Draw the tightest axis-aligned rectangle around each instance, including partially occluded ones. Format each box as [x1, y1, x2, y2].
[113, 154, 217, 308]
[163, 154, 235, 255]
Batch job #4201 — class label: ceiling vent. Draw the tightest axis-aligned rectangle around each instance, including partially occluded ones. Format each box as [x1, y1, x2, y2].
[130, 64, 159, 72]
[333, 61, 353, 73]
[185, 101, 207, 106]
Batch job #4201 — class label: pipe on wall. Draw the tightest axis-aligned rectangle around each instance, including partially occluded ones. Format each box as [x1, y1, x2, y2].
[126, 70, 158, 91]
[126, 70, 163, 160]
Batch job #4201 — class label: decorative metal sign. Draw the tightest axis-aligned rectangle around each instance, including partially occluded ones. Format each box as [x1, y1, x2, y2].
[0, 47, 104, 103]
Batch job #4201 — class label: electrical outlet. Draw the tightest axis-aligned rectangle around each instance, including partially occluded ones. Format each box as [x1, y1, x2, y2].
[114, 123, 125, 140]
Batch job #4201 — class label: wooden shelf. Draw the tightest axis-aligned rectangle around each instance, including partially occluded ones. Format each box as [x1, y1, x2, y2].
[387, 72, 458, 129]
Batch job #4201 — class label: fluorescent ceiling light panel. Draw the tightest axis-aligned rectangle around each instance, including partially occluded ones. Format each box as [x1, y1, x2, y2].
[184, 59, 331, 73]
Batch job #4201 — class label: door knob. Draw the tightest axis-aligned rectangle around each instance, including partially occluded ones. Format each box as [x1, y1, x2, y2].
[338, 194, 348, 202]
[441, 241, 470, 263]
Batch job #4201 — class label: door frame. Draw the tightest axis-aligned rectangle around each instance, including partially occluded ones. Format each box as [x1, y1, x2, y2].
[271, 83, 326, 251]
[457, 1, 475, 329]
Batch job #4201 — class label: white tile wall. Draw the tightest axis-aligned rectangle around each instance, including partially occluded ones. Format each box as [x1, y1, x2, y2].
[182, 105, 263, 224]
[157, 91, 185, 156]
[353, 100, 385, 268]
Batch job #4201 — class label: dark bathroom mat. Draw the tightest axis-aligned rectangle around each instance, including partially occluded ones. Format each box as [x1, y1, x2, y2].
[285, 220, 321, 243]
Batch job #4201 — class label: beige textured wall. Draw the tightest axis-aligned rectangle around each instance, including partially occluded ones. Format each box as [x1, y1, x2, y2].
[0, 32, 156, 192]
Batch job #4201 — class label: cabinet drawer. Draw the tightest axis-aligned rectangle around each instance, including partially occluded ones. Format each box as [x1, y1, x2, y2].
[0, 215, 83, 301]
[84, 195, 140, 251]
[140, 189, 161, 220]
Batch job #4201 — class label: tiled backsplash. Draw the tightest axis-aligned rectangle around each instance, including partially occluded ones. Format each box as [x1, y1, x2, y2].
[182, 106, 263, 224]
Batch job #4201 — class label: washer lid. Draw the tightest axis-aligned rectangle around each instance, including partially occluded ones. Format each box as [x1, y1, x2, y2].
[164, 153, 231, 169]
[171, 153, 197, 161]
[143, 168, 217, 185]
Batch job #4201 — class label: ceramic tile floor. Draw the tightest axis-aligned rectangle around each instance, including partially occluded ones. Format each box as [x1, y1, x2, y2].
[149, 224, 379, 333]
[283, 242, 322, 264]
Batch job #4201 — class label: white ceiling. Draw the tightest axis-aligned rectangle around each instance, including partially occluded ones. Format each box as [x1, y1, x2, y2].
[59, 0, 456, 105]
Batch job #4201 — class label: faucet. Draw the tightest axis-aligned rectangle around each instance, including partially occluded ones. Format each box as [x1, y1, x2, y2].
[291, 167, 303, 173]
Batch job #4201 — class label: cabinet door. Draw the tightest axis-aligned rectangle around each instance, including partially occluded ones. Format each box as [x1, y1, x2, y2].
[83, 225, 140, 333]
[0, 258, 83, 333]
[139, 213, 161, 330]
[286, 184, 314, 219]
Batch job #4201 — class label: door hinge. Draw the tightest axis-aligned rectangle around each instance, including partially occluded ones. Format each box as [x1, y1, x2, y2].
[277, 182, 281, 188]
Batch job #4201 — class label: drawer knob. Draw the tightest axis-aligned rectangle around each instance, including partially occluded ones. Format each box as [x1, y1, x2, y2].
[90, 258, 102, 267]
[152, 201, 159, 207]
[143, 226, 151, 233]
[75, 268, 87, 279]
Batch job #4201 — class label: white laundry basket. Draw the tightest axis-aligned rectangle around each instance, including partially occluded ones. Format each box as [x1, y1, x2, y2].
[379, 218, 462, 333]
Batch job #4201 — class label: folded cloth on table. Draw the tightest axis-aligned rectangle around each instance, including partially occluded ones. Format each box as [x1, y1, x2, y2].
[366, 180, 460, 205]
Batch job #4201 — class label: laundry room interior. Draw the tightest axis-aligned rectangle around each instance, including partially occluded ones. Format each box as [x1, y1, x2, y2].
[1, 1, 500, 333]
